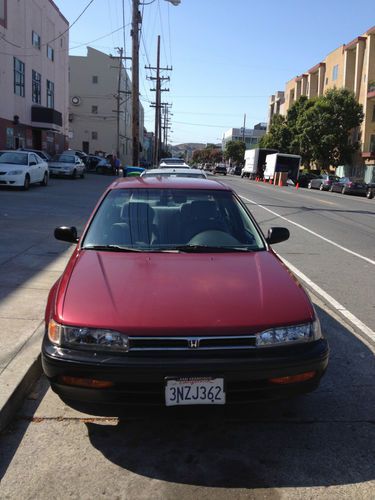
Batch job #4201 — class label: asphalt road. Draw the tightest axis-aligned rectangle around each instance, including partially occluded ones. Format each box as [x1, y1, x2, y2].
[0, 174, 374, 499]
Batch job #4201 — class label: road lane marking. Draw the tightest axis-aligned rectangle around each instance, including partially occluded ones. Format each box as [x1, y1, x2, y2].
[278, 255, 375, 345]
[241, 196, 375, 266]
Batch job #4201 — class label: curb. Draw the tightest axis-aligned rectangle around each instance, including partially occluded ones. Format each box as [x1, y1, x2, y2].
[0, 324, 44, 433]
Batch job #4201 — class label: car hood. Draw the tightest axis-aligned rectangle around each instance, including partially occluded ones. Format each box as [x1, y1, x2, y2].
[56, 250, 314, 336]
[0, 163, 28, 171]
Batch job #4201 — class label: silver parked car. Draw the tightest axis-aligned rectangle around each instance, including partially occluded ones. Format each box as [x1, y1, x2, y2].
[308, 174, 340, 191]
[48, 154, 85, 179]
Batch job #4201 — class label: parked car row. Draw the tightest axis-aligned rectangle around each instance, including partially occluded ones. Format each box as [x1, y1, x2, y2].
[305, 173, 373, 199]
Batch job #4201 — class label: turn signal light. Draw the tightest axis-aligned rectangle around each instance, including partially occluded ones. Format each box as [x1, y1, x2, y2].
[59, 376, 114, 389]
[269, 371, 316, 384]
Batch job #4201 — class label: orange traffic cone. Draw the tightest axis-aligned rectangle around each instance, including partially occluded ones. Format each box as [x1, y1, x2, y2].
[295, 182, 299, 189]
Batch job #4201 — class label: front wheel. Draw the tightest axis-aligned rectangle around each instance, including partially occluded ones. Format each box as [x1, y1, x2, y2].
[40, 172, 48, 186]
[72, 169, 78, 179]
[23, 174, 30, 191]
[308, 182, 312, 189]
[367, 189, 374, 199]
[329, 185, 334, 192]
[341, 186, 346, 194]
[319, 183, 324, 191]
[80, 171, 85, 179]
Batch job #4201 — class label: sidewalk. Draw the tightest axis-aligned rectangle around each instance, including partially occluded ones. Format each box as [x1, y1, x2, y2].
[0, 241, 73, 432]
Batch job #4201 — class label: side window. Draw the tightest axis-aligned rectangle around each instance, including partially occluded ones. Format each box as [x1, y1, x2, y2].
[30, 154, 39, 164]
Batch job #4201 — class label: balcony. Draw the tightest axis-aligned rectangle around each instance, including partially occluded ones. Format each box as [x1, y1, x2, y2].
[31, 106, 63, 128]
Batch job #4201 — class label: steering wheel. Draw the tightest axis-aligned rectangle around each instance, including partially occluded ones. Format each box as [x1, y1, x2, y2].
[188, 230, 241, 246]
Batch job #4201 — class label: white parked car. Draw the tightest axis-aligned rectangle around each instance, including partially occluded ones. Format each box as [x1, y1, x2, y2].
[159, 157, 190, 168]
[0, 150, 49, 190]
[48, 154, 85, 179]
[141, 167, 207, 179]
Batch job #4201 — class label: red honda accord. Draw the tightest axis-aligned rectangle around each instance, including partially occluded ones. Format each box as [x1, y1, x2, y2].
[42, 177, 329, 414]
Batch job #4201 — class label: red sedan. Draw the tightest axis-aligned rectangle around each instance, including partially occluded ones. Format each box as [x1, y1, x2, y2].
[42, 177, 329, 414]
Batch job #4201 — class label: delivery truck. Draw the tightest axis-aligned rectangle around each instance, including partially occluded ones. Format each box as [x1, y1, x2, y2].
[241, 148, 278, 179]
[263, 153, 301, 183]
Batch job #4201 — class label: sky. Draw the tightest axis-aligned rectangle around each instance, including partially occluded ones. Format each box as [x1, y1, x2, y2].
[54, 0, 374, 146]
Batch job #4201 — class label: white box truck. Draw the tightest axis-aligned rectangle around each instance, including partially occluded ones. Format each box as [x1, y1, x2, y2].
[264, 153, 301, 183]
[242, 148, 278, 179]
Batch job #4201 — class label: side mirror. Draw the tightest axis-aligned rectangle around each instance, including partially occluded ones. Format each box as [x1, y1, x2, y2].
[54, 226, 79, 243]
[29, 161, 37, 166]
[266, 227, 290, 245]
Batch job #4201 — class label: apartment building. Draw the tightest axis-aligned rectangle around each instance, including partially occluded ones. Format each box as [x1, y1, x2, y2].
[0, 0, 69, 154]
[69, 47, 144, 165]
[268, 26, 375, 167]
[222, 123, 267, 150]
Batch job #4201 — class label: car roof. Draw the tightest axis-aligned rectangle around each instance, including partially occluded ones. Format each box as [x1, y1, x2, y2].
[0, 150, 28, 154]
[142, 168, 204, 175]
[110, 176, 231, 191]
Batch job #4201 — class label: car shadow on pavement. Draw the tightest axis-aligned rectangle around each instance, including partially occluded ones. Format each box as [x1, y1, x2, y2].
[83, 305, 375, 489]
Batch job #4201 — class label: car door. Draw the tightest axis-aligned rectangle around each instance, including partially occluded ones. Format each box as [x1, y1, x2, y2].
[28, 154, 40, 183]
[33, 153, 46, 182]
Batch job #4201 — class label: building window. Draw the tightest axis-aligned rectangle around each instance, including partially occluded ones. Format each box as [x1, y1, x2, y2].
[47, 45, 54, 61]
[91, 105, 98, 114]
[92, 75, 98, 84]
[372, 104, 375, 122]
[0, 0, 7, 28]
[32, 31, 41, 49]
[370, 134, 375, 153]
[92, 131, 98, 140]
[32, 70, 41, 104]
[332, 64, 339, 81]
[325, 77, 329, 85]
[46, 79, 54, 108]
[14, 58, 25, 97]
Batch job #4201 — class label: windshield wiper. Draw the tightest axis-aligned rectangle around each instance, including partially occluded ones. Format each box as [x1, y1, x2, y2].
[172, 245, 253, 253]
[83, 244, 145, 252]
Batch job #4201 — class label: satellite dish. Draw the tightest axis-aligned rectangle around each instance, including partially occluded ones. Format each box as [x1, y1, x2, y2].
[71, 96, 81, 106]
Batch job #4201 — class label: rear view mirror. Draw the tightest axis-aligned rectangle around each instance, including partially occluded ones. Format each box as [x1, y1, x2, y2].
[266, 227, 290, 245]
[54, 226, 79, 243]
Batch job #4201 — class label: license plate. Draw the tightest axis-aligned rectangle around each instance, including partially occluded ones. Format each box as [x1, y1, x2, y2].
[165, 377, 225, 406]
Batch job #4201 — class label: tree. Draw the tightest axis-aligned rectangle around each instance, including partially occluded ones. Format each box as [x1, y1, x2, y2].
[298, 89, 363, 167]
[223, 140, 246, 165]
[258, 115, 291, 152]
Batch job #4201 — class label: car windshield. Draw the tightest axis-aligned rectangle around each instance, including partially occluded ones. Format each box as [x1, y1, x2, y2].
[0, 152, 28, 165]
[83, 188, 265, 252]
[51, 155, 75, 163]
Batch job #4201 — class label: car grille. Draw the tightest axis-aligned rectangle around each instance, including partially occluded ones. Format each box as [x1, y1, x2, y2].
[128, 335, 257, 352]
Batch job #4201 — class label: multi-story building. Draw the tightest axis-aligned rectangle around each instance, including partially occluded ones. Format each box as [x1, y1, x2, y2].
[0, 0, 69, 154]
[222, 124, 267, 150]
[268, 26, 375, 169]
[69, 47, 144, 165]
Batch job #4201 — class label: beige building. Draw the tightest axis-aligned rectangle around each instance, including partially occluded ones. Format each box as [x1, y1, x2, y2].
[0, 0, 69, 153]
[268, 26, 375, 167]
[69, 47, 144, 165]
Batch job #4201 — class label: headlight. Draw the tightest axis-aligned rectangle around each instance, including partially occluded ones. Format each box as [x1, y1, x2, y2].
[7, 170, 23, 175]
[256, 320, 321, 347]
[47, 319, 129, 351]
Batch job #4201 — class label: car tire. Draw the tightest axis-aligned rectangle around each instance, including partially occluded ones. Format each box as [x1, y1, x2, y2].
[319, 183, 324, 191]
[40, 172, 48, 186]
[329, 185, 334, 192]
[72, 169, 78, 179]
[80, 171, 85, 179]
[23, 174, 30, 191]
[341, 186, 346, 194]
[308, 182, 312, 189]
[367, 189, 374, 199]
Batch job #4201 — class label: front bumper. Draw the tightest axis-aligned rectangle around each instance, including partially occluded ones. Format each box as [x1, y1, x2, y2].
[49, 169, 73, 177]
[0, 174, 23, 186]
[42, 336, 329, 414]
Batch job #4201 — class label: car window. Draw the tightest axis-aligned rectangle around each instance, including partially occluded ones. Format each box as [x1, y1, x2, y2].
[30, 154, 39, 164]
[52, 155, 75, 163]
[83, 188, 266, 251]
[0, 152, 28, 165]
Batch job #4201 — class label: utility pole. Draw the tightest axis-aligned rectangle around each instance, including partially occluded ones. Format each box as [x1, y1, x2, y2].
[242, 113, 246, 143]
[131, 0, 140, 166]
[146, 35, 172, 165]
[116, 47, 123, 159]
